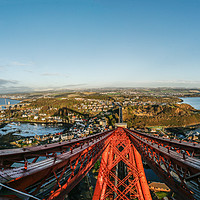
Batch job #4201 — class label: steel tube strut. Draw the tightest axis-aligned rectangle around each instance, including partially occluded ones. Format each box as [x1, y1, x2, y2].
[131, 129, 200, 156]
[93, 127, 152, 200]
[0, 130, 114, 199]
[1, 127, 199, 200]
[0, 130, 113, 169]
[125, 129, 200, 200]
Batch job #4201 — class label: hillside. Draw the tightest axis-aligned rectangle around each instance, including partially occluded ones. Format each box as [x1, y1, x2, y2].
[123, 103, 200, 128]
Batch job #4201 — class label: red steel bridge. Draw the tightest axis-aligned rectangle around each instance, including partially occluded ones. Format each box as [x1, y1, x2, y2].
[0, 127, 200, 200]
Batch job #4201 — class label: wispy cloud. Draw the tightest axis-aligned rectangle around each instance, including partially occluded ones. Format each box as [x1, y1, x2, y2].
[0, 61, 34, 70]
[23, 69, 33, 73]
[0, 79, 33, 94]
[63, 84, 87, 88]
[41, 73, 69, 78]
[10, 61, 34, 67]
[0, 85, 33, 94]
[0, 79, 18, 86]
[99, 80, 200, 88]
[41, 73, 61, 77]
[31, 84, 87, 92]
[154, 80, 200, 84]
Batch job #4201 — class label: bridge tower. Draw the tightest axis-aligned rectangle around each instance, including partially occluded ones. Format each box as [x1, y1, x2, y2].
[93, 128, 152, 200]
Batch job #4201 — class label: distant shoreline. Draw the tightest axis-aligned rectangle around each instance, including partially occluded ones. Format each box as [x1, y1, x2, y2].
[0, 121, 73, 129]
[0, 98, 21, 109]
[12, 120, 73, 127]
[180, 96, 200, 110]
[166, 123, 200, 136]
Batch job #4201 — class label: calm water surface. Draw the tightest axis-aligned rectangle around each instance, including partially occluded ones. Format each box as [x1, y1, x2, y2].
[144, 168, 161, 182]
[180, 97, 200, 135]
[0, 98, 20, 109]
[0, 98, 20, 105]
[0, 122, 65, 137]
[180, 97, 200, 110]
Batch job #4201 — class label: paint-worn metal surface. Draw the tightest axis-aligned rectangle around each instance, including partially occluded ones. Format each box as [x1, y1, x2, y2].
[0, 130, 113, 199]
[0, 127, 199, 200]
[126, 129, 200, 200]
[93, 127, 152, 200]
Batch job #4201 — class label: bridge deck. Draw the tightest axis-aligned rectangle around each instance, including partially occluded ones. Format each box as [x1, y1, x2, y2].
[0, 128, 199, 200]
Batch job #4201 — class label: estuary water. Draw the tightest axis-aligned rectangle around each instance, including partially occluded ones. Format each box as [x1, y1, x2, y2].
[0, 98, 20, 105]
[0, 122, 65, 137]
[0, 122, 66, 149]
[180, 97, 200, 137]
[180, 97, 200, 110]
[0, 98, 20, 109]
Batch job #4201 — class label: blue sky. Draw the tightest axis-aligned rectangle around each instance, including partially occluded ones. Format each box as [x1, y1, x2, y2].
[0, 0, 200, 93]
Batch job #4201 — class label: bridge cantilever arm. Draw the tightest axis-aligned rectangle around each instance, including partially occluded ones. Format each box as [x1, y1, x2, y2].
[129, 129, 200, 155]
[185, 172, 200, 181]
[0, 130, 114, 200]
[0, 183, 40, 200]
[125, 128, 200, 200]
[0, 129, 114, 168]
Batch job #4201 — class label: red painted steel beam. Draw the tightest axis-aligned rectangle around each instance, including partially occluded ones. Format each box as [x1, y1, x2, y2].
[125, 128, 200, 200]
[126, 129, 200, 174]
[49, 142, 110, 200]
[3, 127, 199, 200]
[0, 130, 114, 199]
[93, 127, 152, 200]
[132, 144, 152, 200]
[130, 129, 200, 155]
[0, 130, 113, 168]
[92, 142, 111, 200]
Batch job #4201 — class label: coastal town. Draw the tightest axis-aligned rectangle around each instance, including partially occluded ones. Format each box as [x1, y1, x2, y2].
[0, 89, 200, 149]
[1, 1, 200, 199]
[0, 89, 200, 200]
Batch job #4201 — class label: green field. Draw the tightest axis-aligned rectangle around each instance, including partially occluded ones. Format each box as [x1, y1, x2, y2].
[155, 191, 169, 199]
